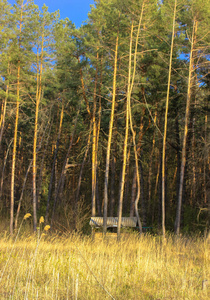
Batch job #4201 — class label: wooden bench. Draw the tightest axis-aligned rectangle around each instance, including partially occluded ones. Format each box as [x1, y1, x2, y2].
[89, 217, 137, 229]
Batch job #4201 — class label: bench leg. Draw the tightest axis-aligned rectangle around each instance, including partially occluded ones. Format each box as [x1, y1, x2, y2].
[91, 227, 95, 241]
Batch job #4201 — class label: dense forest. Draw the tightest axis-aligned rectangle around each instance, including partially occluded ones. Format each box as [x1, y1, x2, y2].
[0, 0, 209, 237]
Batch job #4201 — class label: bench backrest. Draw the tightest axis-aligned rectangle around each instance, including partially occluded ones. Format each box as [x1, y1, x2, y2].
[90, 217, 137, 228]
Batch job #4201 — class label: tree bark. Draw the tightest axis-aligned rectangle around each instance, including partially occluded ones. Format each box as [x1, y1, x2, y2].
[45, 104, 64, 223]
[10, 1, 23, 234]
[117, 22, 133, 240]
[51, 108, 80, 226]
[92, 51, 99, 217]
[110, 154, 116, 217]
[75, 124, 92, 206]
[175, 20, 197, 235]
[0, 62, 10, 149]
[130, 168, 136, 217]
[32, 36, 44, 231]
[162, 0, 177, 238]
[103, 33, 119, 235]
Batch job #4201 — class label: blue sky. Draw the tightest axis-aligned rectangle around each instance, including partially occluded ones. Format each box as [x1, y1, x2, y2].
[8, 0, 95, 28]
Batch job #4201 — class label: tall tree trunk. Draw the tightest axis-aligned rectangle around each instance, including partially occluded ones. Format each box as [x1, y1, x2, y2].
[103, 33, 119, 235]
[175, 19, 197, 235]
[92, 51, 99, 217]
[130, 2, 145, 235]
[110, 154, 116, 217]
[130, 168, 136, 217]
[77, 57, 91, 118]
[162, 0, 177, 238]
[117, 22, 133, 240]
[45, 104, 64, 223]
[10, 1, 24, 234]
[95, 55, 103, 216]
[75, 125, 92, 205]
[51, 108, 80, 225]
[36, 117, 52, 208]
[124, 146, 131, 214]
[0, 139, 13, 202]
[74, 126, 92, 229]
[14, 160, 32, 230]
[175, 112, 181, 212]
[10, 69, 20, 235]
[158, 148, 163, 230]
[122, 2, 146, 235]
[139, 160, 146, 227]
[148, 109, 157, 217]
[110, 96, 118, 217]
[0, 62, 10, 149]
[203, 99, 208, 205]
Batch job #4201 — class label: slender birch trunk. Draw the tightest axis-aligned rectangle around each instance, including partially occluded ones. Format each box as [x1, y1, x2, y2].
[32, 28, 44, 231]
[117, 22, 133, 240]
[162, 0, 177, 238]
[95, 55, 102, 215]
[175, 20, 197, 235]
[127, 2, 145, 234]
[103, 34, 119, 235]
[110, 93, 118, 217]
[10, 69, 20, 235]
[92, 51, 99, 217]
[117, 2, 145, 237]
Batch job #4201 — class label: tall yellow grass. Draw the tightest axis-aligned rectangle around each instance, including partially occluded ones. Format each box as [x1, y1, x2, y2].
[0, 231, 209, 299]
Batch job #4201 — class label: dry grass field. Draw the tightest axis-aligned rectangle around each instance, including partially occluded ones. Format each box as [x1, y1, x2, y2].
[0, 222, 209, 299]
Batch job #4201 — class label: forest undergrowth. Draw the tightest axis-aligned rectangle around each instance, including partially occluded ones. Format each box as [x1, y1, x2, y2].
[0, 218, 209, 300]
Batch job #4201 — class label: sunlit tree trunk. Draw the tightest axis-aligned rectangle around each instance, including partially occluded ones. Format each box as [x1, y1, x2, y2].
[110, 96, 118, 217]
[95, 55, 102, 215]
[10, 1, 23, 235]
[10, 70, 20, 235]
[32, 25, 44, 231]
[117, 52, 130, 239]
[103, 34, 119, 235]
[118, 2, 145, 237]
[130, 1, 145, 234]
[92, 51, 99, 217]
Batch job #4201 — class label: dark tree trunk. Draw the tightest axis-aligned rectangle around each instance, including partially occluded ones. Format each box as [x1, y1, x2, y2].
[130, 168, 136, 217]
